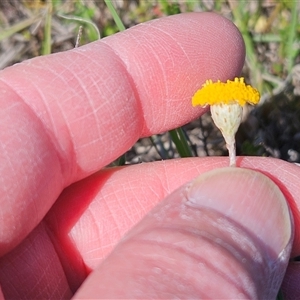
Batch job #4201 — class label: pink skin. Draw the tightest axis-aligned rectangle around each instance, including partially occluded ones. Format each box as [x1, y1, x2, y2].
[0, 12, 299, 299]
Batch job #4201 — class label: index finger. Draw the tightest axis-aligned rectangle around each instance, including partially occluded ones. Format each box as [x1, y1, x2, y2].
[0, 12, 245, 255]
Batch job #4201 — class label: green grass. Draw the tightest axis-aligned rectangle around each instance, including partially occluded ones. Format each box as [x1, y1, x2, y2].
[41, 0, 52, 55]
[103, 0, 126, 31]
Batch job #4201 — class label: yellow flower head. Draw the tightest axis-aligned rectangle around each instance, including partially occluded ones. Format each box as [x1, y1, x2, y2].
[191, 77, 260, 167]
[192, 77, 260, 107]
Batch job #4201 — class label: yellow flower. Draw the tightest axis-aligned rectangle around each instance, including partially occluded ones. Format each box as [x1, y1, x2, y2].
[192, 77, 260, 166]
[192, 77, 260, 107]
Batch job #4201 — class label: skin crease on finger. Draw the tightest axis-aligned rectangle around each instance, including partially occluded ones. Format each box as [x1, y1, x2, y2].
[0, 12, 245, 257]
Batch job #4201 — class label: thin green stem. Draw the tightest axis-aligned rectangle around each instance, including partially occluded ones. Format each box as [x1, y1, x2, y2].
[41, 1, 52, 55]
[104, 0, 126, 31]
[286, 1, 298, 73]
[169, 128, 193, 158]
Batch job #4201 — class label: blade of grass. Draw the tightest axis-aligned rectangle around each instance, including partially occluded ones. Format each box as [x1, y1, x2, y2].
[41, 1, 52, 55]
[252, 33, 282, 43]
[0, 13, 44, 42]
[115, 154, 126, 166]
[104, 0, 126, 31]
[169, 128, 193, 158]
[286, 1, 298, 73]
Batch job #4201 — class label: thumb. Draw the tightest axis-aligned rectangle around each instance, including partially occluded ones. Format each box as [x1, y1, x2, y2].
[73, 167, 293, 299]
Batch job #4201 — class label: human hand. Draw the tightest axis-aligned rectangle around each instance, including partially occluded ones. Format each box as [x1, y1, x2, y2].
[0, 12, 299, 299]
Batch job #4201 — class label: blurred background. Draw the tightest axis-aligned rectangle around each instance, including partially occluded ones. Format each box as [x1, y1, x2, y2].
[1, 0, 299, 165]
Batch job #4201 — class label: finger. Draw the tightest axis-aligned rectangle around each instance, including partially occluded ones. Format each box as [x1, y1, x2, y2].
[0, 12, 245, 255]
[282, 261, 300, 299]
[0, 222, 73, 300]
[45, 157, 300, 291]
[73, 166, 292, 299]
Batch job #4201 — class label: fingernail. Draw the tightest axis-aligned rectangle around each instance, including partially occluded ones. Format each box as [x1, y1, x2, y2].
[185, 167, 293, 256]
